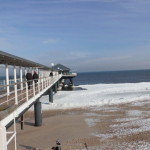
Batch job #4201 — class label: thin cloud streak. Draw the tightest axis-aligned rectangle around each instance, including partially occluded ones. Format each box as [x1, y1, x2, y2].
[42, 38, 60, 44]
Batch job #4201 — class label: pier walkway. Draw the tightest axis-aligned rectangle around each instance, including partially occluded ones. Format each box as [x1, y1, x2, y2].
[0, 51, 62, 150]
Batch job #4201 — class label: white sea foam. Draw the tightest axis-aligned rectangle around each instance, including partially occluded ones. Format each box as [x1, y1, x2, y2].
[37, 82, 150, 110]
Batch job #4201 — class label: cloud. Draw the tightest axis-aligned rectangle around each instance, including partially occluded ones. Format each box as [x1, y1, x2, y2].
[28, 0, 117, 3]
[0, 37, 14, 50]
[58, 0, 115, 2]
[120, 0, 150, 11]
[42, 38, 60, 44]
[32, 48, 134, 72]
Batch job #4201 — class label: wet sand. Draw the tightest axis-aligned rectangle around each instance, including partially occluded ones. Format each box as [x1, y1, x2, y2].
[8, 99, 150, 150]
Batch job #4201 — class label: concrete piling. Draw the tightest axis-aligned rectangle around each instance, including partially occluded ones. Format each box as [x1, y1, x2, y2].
[70, 78, 73, 85]
[34, 99, 42, 126]
[49, 88, 53, 103]
[54, 83, 57, 93]
[57, 80, 60, 88]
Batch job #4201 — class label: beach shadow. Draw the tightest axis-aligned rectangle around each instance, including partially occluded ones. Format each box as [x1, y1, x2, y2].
[61, 86, 87, 91]
[42, 102, 49, 104]
[73, 87, 87, 91]
[24, 121, 35, 127]
[20, 144, 39, 150]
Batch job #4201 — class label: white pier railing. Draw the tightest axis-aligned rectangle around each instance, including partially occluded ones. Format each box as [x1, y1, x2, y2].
[0, 74, 61, 108]
[0, 74, 62, 150]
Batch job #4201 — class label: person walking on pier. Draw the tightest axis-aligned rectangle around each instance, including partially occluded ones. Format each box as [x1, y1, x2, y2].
[26, 71, 32, 89]
[50, 72, 53, 77]
[33, 71, 39, 86]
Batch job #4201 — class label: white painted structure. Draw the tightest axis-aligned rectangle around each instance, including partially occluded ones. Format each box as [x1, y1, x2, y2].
[0, 51, 62, 150]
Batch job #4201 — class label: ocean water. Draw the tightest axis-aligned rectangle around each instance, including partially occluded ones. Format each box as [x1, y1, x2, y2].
[1, 70, 150, 86]
[74, 70, 150, 85]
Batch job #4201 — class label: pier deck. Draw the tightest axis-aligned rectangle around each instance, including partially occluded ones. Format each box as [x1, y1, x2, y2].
[62, 73, 77, 78]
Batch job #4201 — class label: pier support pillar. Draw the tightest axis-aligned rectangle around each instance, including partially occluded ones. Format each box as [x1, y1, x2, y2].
[70, 78, 73, 86]
[49, 88, 53, 103]
[34, 99, 42, 126]
[57, 80, 60, 88]
[54, 83, 57, 93]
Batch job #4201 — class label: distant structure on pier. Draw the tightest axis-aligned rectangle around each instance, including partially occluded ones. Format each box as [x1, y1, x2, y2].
[53, 64, 77, 89]
[53, 64, 70, 75]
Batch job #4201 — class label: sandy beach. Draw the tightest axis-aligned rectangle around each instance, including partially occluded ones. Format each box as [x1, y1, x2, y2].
[8, 98, 150, 150]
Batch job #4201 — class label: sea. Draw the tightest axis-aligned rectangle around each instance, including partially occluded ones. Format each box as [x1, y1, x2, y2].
[74, 70, 150, 85]
[1, 70, 150, 86]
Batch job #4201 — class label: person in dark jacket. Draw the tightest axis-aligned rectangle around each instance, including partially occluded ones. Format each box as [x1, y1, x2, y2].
[26, 71, 32, 89]
[50, 72, 53, 77]
[32, 71, 39, 86]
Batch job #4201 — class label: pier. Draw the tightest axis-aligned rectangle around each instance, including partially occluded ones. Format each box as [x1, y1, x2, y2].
[53, 64, 77, 89]
[0, 51, 77, 150]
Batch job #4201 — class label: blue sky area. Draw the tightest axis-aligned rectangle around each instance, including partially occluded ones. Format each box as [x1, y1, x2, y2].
[0, 0, 150, 72]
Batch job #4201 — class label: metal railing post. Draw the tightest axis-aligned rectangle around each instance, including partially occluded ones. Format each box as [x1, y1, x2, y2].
[0, 124, 7, 150]
[46, 78, 47, 87]
[13, 117, 17, 150]
[14, 65, 18, 105]
[33, 81, 35, 97]
[38, 80, 40, 93]
[42, 77, 43, 90]
[48, 77, 50, 86]
[44, 77, 46, 89]
[26, 82, 28, 101]
[24, 67, 27, 77]
[44, 78, 45, 89]
[20, 66, 23, 90]
[45, 78, 47, 87]
[3, 80, 6, 90]
[5, 63, 10, 96]
[44, 78, 46, 88]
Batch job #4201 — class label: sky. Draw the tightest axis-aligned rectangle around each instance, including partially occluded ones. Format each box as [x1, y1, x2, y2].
[0, 0, 150, 72]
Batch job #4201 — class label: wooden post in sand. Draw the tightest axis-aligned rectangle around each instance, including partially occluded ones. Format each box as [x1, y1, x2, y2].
[21, 115, 24, 130]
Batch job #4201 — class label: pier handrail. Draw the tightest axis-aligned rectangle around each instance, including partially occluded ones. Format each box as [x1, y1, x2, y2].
[62, 72, 77, 76]
[0, 74, 62, 108]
